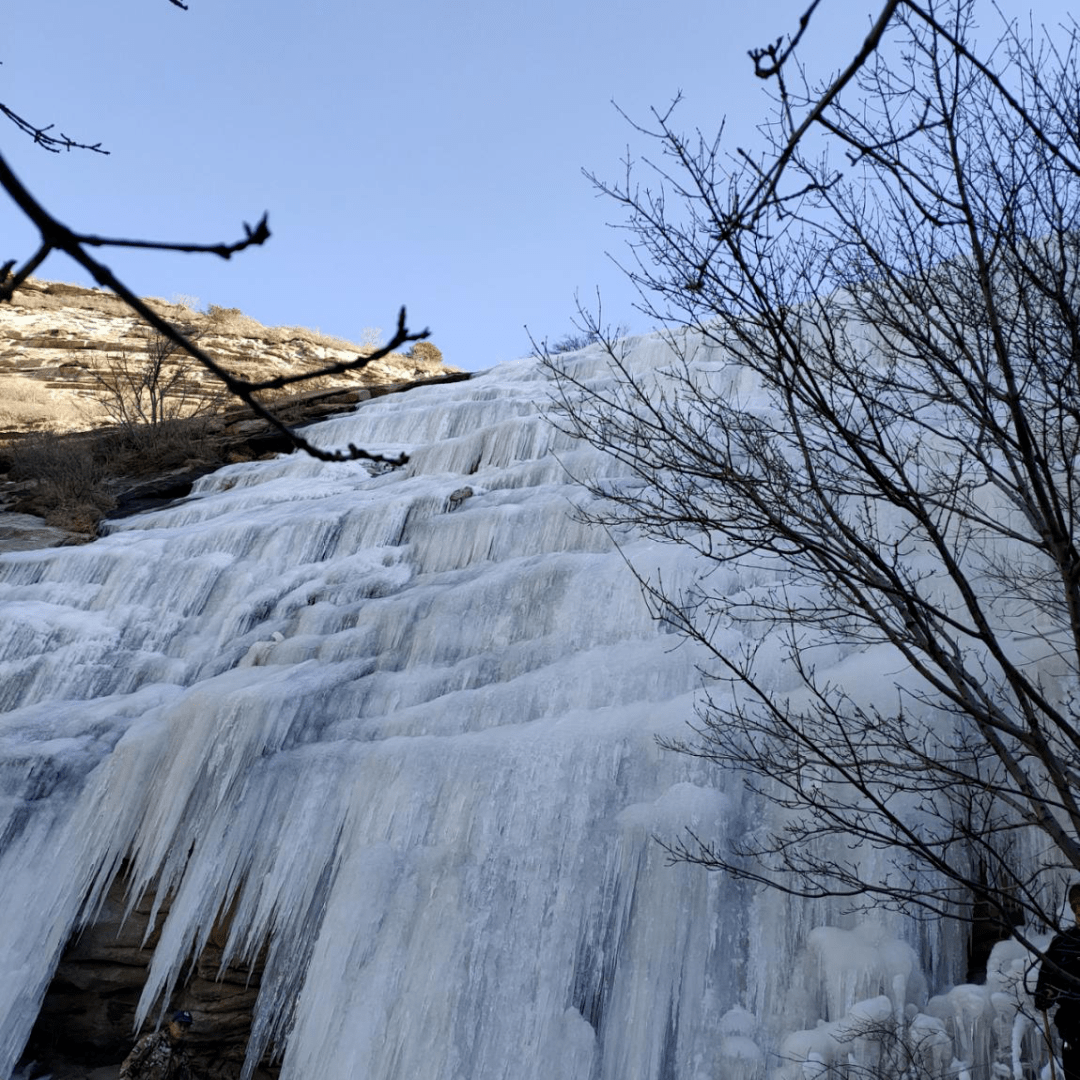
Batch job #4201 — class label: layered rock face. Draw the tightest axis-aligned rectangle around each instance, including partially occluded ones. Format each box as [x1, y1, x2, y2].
[0, 278, 455, 437]
[0, 279, 465, 545]
[24, 876, 276, 1080]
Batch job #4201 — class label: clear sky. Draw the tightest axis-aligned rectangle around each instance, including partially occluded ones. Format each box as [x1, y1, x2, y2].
[2, 0, 1075, 371]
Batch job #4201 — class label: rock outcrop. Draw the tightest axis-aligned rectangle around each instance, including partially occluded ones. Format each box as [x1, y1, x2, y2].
[21, 877, 277, 1080]
[0, 278, 458, 437]
[0, 279, 469, 547]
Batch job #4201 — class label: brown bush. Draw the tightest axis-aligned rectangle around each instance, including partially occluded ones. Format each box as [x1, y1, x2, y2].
[5, 408, 227, 531]
[7, 430, 117, 531]
[409, 341, 444, 367]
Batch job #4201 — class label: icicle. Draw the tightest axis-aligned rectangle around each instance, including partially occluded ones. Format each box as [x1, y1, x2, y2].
[0, 334, 1063, 1080]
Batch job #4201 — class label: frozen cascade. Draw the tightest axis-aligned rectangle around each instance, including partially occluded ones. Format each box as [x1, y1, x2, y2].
[0, 336, 1055, 1079]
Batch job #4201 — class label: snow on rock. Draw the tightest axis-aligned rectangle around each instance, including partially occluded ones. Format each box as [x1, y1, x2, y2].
[715, 1006, 766, 1080]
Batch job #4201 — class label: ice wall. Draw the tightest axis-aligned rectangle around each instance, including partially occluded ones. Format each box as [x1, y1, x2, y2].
[0, 339, 1051, 1079]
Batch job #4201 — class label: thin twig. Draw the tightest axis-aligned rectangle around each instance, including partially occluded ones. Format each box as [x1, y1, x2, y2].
[0, 149, 428, 463]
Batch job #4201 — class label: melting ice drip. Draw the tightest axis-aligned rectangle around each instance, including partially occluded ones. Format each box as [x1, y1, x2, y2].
[0, 339, 1056, 1079]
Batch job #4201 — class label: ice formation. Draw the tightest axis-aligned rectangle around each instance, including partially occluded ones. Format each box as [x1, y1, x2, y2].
[0, 336, 1059, 1078]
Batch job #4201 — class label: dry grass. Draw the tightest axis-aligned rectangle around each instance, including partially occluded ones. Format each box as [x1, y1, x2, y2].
[6, 430, 118, 529]
[0, 375, 109, 433]
[3, 411, 228, 531]
[0, 379, 53, 419]
[9, 280, 405, 357]
[0, 380, 54, 430]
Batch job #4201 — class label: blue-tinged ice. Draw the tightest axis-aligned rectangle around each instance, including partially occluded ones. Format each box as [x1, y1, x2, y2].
[0, 337, 1060, 1078]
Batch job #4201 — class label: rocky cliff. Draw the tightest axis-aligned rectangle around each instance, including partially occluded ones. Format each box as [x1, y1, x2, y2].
[0, 279, 467, 546]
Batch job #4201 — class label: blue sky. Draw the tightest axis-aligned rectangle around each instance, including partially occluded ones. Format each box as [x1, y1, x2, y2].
[2, 0, 1074, 371]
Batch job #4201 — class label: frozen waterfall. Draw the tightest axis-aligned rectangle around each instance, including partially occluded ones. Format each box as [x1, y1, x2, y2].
[0, 337, 1055, 1079]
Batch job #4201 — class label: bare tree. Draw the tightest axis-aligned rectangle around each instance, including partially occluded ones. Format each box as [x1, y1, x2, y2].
[80, 323, 222, 443]
[1, 0, 428, 465]
[543, 0, 1080, 960]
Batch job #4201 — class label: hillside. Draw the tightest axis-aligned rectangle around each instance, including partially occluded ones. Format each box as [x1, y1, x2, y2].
[0, 279, 465, 544]
[0, 278, 459, 434]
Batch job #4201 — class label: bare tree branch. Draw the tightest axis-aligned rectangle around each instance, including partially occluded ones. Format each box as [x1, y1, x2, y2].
[748, 0, 824, 79]
[0, 103, 108, 154]
[1, 0, 184, 150]
[72, 214, 272, 260]
[545, 0, 1080, 972]
[0, 0, 432, 465]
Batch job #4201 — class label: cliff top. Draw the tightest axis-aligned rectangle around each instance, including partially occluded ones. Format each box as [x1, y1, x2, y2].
[0, 280, 465, 543]
[0, 278, 457, 436]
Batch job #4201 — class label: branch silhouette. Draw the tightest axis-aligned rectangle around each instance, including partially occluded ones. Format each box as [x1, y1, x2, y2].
[1, 0, 430, 465]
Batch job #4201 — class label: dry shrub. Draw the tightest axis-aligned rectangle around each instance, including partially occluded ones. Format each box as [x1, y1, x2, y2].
[8, 430, 117, 529]
[169, 293, 201, 313]
[6, 406, 225, 531]
[205, 305, 267, 338]
[409, 341, 444, 367]
[121, 414, 222, 469]
[82, 323, 225, 438]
